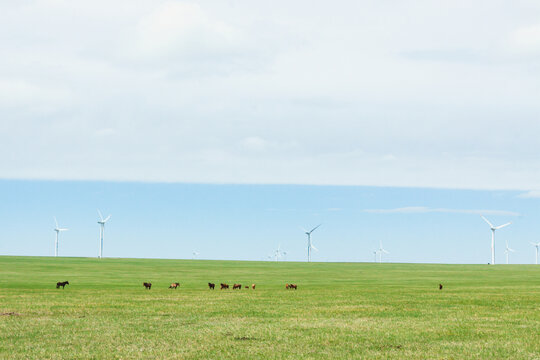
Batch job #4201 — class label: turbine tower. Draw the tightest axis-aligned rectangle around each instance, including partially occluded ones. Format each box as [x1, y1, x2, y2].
[378, 241, 389, 263]
[373, 250, 378, 262]
[530, 242, 540, 264]
[273, 244, 285, 262]
[504, 240, 515, 265]
[97, 209, 111, 259]
[302, 224, 321, 262]
[481, 216, 511, 265]
[53, 217, 68, 257]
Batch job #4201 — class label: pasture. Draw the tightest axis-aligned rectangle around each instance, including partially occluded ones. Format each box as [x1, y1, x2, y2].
[0, 256, 539, 359]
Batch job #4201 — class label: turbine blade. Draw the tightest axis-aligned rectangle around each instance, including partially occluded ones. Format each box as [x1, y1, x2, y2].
[310, 244, 318, 252]
[494, 222, 511, 230]
[54, 217, 59, 228]
[97, 209, 104, 221]
[309, 224, 322, 233]
[382, 249, 389, 254]
[481, 216, 494, 228]
[104, 215, 111, 223]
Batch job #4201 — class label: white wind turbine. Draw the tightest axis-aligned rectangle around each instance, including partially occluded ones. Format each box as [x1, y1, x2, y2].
[481, 216, 511, 265]
[378, 241, 389, 263]
[302, 224, 321, 262]
[504, 240, 515, 264]
[530, 242, 540, 264]
[97, 210, 111, 259]
[273, 244, 285, 262]
[53, 217, 68, 257]
[192, 251, 200, 259]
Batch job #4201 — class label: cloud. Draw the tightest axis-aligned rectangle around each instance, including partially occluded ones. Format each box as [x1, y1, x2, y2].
[95, 128, 116, 137]
[134, 2, 239, 59]
[364, 207, 520, 217]
[1, 2, 540, 189]
[509, 24, 540, 54]
[517, 190, 540, 199]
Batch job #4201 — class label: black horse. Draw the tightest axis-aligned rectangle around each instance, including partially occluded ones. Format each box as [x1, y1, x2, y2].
[143, 282, 152, 290]
[56, 281, 69, 289]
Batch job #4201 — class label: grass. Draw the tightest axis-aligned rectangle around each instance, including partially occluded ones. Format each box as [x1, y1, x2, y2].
[0, 256, 539, 359]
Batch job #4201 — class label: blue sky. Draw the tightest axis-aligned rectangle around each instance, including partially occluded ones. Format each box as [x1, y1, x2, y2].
[1, 180, 538, 264]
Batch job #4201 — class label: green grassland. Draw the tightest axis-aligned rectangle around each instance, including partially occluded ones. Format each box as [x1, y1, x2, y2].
[0, 256, 539, 359]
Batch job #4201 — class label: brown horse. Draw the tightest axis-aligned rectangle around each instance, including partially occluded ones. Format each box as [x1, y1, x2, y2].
[56, 281, 69, 289]
[208, 282, 215, 290]
[220, 283, 229, 290]
[169, 282, 180, 289]
[143, 282, 152, 290]
[251, 284, 256, 290]
[287, 284, 297, 290]
[233, 284, 241, 290]
[439, 284, 443, 290]
[245, 286, 249, 289]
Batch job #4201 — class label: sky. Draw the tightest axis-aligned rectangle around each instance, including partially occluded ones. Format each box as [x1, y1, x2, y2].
[1, 1, 540, 263]
[0, 180, 538, 264]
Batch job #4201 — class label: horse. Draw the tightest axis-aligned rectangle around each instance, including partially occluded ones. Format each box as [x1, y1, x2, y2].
[245, 286, 249, 289]
[251, 284, 256, 290]
[439, 284, 443, 290]
[143, 282, 152, 290]
[220, 283, 229, 290]
[285, 283, 290, 289]
[56, 281, 69, 289]
[233, 284, 242, 290]
[208, 282, 215, 290]
[169, 282, 180, 289]
[289, 284, 297, 290]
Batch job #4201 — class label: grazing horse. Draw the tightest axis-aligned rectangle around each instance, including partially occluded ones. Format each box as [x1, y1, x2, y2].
[169, 282, 180, 289]
[143, 282, 152, 290]
[285, 283, 290, 289]
[251, 284, 256, 290]
[233, 284, 242, 290]
[56, 281, 69, 289]
[439, 284, 443, 290]
[208, 282, 215, 290]
[245, 286, 249, 289]
[289, 284, 297, 290]
[220, 283, 229, 290]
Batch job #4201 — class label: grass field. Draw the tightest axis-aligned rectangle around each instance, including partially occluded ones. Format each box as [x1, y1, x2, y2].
[1, 256, 539, 359]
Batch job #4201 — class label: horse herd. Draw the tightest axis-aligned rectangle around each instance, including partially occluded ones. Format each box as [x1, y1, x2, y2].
[56, 281, 299, 290]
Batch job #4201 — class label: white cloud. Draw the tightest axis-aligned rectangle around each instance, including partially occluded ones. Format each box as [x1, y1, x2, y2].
[95, 128, 116, 137]
[510, 24, 540, 53]
[134, 2, 238, 59]
[365, 207, 520, 217]
[517, 190, 540, 198]
[1, 1, 540, 189]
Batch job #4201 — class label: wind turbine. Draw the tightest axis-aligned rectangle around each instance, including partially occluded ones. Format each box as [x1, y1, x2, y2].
[273, 244, 286, 262]
[53, 217, 68, 257]
[192, 251, 200, 259]
[504, 240, 515, 264]
[302, 224, 321, 262]
[373, 250, 378, 263]
[97, 209, 111, 259]
[378, 241, 389, 263]
[481, 216, 511, 265]
[530, 242, 540, 264]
